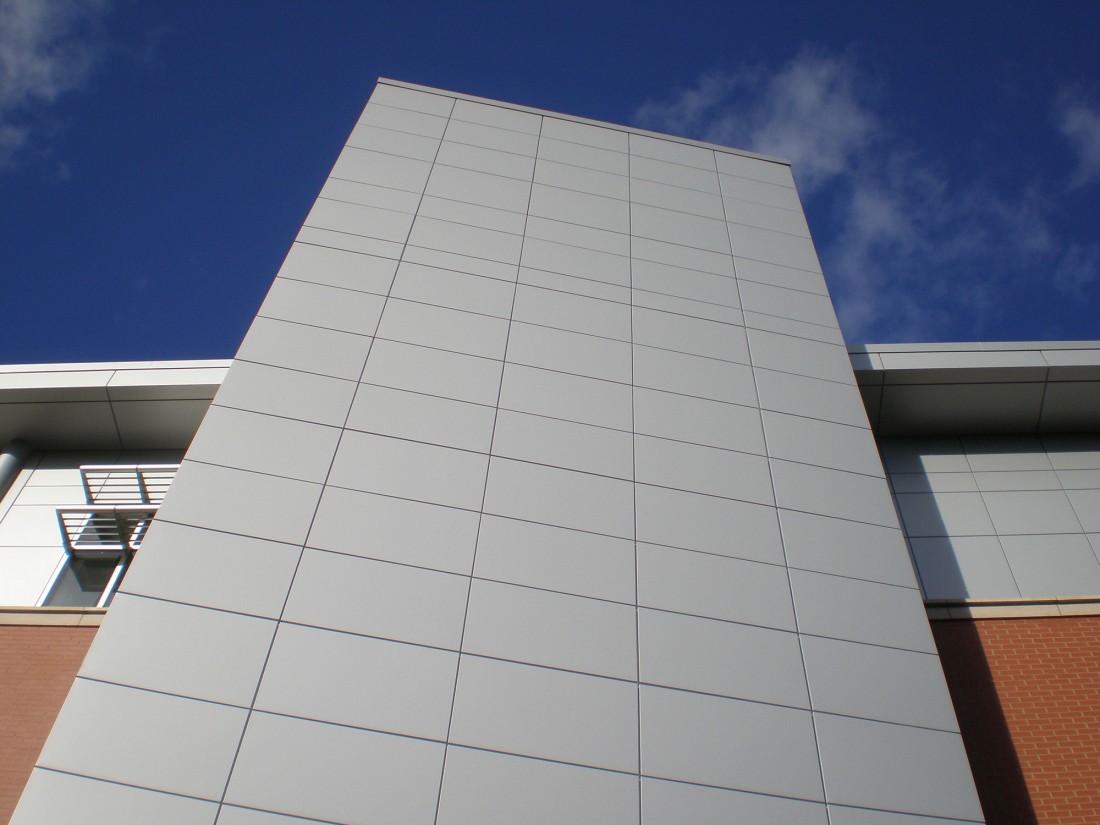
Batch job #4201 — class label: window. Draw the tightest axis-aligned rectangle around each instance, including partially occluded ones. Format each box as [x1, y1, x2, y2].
[44, 464, 178, 607]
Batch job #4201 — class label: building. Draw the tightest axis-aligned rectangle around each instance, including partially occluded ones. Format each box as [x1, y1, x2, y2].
[2, 80, 1098, 824]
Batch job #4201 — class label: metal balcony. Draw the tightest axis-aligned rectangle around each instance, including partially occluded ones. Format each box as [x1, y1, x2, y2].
[56, 464, 179, 555]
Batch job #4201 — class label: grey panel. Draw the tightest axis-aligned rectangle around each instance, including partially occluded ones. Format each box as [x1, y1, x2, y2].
[723, 195, 811, 237]
[755, 367, 872, 427]
[630, 154, 720, 193]
[982, 490, 1082, 534]
[801, 636, 959, 730]
[473, 514, 636, 603]
[213, 360, 357, 427]
[437, 745, 639, 825]
[815, 714, 983, 821]
[507, 322, 632, 383]
[640, 685, 823, 800]
[540, 116, 627, 150]
[632, 306, 748, 363]
[638, 608, 808, 707]
[435, 141, 535, 180]
[526, 215, 629, 256]
[631, 133, 715, 169]
[634, 387, 765, 454]
[909, 536, 1020, 600]
[462, 578, 637, 678]
[498, 362, 633, 430]
[528, 183, 630, 233]
[361, 339, 504, 406]
[444, 118, 539, 155]
[346, 123, 441, 162]
[155, 461, 322, 545]
[276, 242, 398, 294]
[763, 411, 884, 476]
[631, 235, 735, 277]
[735, 256, 828, 294]
[634, 345, 758, 407]
[37, 679, 246, 799]
[1001, 533, 1100, 597]
[636, 484, 784, 565]
[771, 459, 898, 527]
[11, 770, 218, 825]
[520, 237, 631, 285]
[637, 543, 795, 631]
[425, 164, 532, 213]
[894, 492, 995, 537]
[1067, 488, 1100, 531]
[512, 282, 632, 340]
[376, 298, 511, 359]
[492, 409, 634, 479]
[407, 216, 524, 265]
[122, 521, 299, 618]
[880, 438, 970, 477]
[727, 223, 821, 271]
[748, 329, 854, 384]
[533, 157, 630, 199]
[346, 383, 496, 453]
[632, 258, 741, 306]
[790, 570, 935, 653]
[304, 198, 414, 245]
[359, 101, 449, 135]
[631, 203, 732, 254]
[715, 152, 795, 186]
[255, 623, 458, 739]
[328, 430, 489, 510]
[635, 435, 774, 505]
[79, 594, 275, 706]
[390, 260, 517, 317]
[828, 806, 981, 825]
[642, 777, 829, 825]
[307, 486, 480, 574]
[224, 712, 444, 825]
[779, 509, 917, 588]
[186, 405, 340, 484]
[258, 278, 386, 336]
[417, 194, 529, 235]
[235, 316, 373, 381]
[519, 263, 630, 302]
[449, 655, 638, 772]
[330, 146, 434, 192]
[283, 549, 469, 649]
[630, 177, 725, 219]
[451, 98, 541, 133]
[483, 456, 634, 538]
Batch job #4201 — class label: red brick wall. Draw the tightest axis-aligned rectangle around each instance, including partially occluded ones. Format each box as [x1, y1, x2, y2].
[0, 625, 97, 825]
[932, 616, 1100, 825]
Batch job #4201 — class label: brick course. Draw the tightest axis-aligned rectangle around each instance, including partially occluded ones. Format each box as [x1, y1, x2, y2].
[0, 625, 97, 825]
[932, 616, 1100, 825]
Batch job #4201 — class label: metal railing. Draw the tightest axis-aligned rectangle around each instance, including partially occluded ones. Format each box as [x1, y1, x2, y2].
[56, 464, 179, 554]
[57, 505, 158, 555]
[80, 464, 179, 505]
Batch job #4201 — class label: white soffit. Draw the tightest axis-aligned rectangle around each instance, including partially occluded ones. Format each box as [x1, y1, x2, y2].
[850, 342, 1100, 435]
[0, 361, 229, 450]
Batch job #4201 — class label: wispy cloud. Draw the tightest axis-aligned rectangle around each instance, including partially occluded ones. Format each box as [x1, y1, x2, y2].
[0, 0, 113, 166]
[1057, 87, 1100, 189]
[633, 49, 1098, 343]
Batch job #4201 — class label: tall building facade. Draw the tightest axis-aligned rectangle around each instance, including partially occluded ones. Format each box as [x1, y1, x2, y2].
[4, 80, 1097, 824]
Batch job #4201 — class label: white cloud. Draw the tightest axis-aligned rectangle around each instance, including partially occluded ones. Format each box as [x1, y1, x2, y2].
[634, 51, 876, 194]
[633, 50, 1098, 343]
[1057, 88, 1100, 189]
[0, 0, 112, 165]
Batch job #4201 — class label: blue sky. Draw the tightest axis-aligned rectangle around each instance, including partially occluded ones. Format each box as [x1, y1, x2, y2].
[1, 1, 1098, 363]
